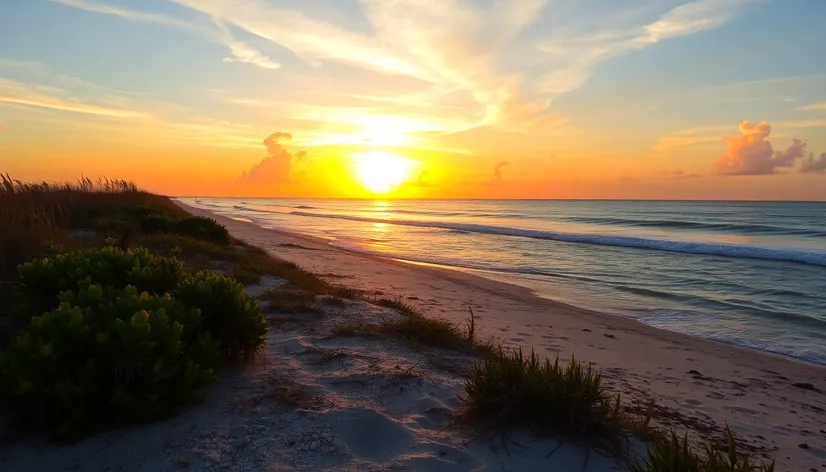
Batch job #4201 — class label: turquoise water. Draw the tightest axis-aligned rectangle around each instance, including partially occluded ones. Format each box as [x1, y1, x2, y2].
[180, 198, 826, 365]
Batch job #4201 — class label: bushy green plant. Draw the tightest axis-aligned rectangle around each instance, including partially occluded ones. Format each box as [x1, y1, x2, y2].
[176, 271, 268, 359]
[173, 216, 231, 246]
[0, 285, 218, 439]
[459, 349, 625, 451]
[631, 427, 775, 472]
[17, 246, 185, 312]
[2, 246, 268, 439]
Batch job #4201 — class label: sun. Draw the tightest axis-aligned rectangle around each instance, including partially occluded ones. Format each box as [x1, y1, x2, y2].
[353, 152, 417, 194]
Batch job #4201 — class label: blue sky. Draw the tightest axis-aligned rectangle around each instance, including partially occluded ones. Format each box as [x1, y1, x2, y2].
[1, 0, 825, 199]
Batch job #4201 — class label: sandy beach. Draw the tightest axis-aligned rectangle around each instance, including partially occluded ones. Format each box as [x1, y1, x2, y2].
[180, 204, 826, 471]
[2, 202, 824, 472]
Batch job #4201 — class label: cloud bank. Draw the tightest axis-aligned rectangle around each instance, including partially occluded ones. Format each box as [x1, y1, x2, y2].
[714, 121, 825, 175]
[239, 132, 304, 184]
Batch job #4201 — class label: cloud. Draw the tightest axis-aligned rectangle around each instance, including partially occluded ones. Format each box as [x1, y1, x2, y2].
[51, 0, 281, 71]
[238, 132, 304, 185]
[662, 170, 701, 179]
[223, 43, 281, 70]
[0, 78, 148, 118]
[714, 121, 825, 175]
[490, 161, 510, 183]
[714, 121, 780, 175]
[801, 153, 826, 173]
[50, 0, 768, 139]
[50, 0, 198, 31]
[172, 0, 426, 78]
[772, 138, 807, 167]
[169, 0, 759, 133]
[537, 0, 765, 97]
[798, 101, 826, 112]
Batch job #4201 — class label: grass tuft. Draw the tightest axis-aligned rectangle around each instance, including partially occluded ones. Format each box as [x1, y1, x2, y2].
[630, 426, 775, 472]
[376, 301, 500, 357]
[262, 287, 320, 314]
[458, 348, 627, 454]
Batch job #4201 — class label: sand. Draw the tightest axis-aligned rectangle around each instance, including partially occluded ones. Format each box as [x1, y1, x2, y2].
[2, 202, 824, 471]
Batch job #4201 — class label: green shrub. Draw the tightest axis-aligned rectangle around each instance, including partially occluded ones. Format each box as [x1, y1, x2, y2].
[630, 427, 775, 472]
[459, 349, 625, 451]
[175, 271, 268, 360]
[17, 247, 186, 312]
[0, 285, 219, 439]
[2, 247, 268, 439]
[173, 216, 231, 246]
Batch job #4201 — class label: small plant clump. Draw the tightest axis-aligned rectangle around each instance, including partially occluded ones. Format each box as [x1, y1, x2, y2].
[458, 348, 625, 453]
[0, 246, 267, 439]
[172, 215, 232, 246]
[630, 427, 775, 472]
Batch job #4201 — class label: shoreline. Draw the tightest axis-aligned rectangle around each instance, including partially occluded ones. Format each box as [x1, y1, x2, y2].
[192, 202, 823, 370]
[181, 201, 826, 471]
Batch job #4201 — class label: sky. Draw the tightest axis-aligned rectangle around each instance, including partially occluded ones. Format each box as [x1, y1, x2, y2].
[1, 0, 825, 200]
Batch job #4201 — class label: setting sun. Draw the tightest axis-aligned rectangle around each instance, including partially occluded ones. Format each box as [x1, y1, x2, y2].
[352, 152, 418, 194]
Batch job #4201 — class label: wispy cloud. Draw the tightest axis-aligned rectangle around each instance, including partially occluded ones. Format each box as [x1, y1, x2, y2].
[50, 0, 199, 31]
[171, 0, 427, 78]
[537, 0, 766, 97]
[799, 101, 826, 112]
[166, 0, 763, 133]
[0, 78, 147, 118]
[39, 0, 775, 152]
[49, 0, 281, 71]
[222, 43, 281, 70]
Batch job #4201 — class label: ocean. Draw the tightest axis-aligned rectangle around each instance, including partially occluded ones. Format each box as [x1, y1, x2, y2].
[180, 198, 826, 365]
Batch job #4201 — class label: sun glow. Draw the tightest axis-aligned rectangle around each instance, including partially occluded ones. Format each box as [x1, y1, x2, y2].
[353, 152, 417, 194]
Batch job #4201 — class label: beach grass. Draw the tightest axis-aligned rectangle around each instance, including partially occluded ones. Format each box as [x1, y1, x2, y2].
[263, 287, 320, 314]
[630, 427, 775, 472]
[375, 299, 501, 357]
[457, 348, 627, 454]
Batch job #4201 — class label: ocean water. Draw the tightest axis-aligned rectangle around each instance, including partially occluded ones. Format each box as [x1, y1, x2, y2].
[180, 198, 826, 365]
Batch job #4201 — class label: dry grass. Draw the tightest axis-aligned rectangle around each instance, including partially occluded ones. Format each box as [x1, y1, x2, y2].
[0, 174, 182, 281]
[324, 321, 383, 339]
[237, 376, 330, 411]
[377, 301, 501, 358]
[263, 287, 320, 314]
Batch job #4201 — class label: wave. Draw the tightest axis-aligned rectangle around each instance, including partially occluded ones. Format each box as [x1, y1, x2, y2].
[294, 205, 316, 209]
[560, 216, 826, 237]
[291, 211, 826, 266]
[639, 309, 826, 365]
[233, 205, 276, 214]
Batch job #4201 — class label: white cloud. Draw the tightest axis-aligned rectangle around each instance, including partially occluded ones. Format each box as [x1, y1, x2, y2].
[799, 101, 826, 112]
[47, 0, 770, 135]
[50, 0, 282, 71]
[223, 43, 281, 69]
[0, 78, 148, 118]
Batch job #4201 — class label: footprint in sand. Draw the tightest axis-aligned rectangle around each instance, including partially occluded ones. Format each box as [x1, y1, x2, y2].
[337, 409, 413, 461]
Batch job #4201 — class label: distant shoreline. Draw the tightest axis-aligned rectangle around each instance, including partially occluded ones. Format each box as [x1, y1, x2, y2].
[176, 196, 826, 203]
